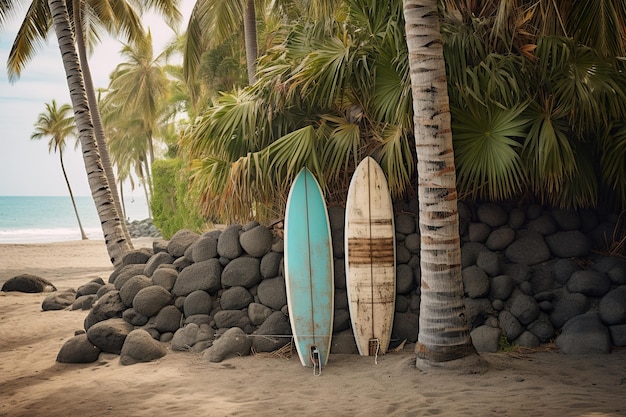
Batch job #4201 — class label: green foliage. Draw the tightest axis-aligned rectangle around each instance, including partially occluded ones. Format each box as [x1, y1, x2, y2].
[498, 332, 517, 353]
[175, 0, 626, 221]
[181, 0, 415, 223]
[151, 158, 207, 238]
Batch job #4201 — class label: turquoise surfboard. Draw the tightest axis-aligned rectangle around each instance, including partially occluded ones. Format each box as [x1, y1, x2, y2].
[284, 167, 334, 371]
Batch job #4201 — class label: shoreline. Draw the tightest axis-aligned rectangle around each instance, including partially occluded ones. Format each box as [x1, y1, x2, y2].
[1, 239, 625, 416]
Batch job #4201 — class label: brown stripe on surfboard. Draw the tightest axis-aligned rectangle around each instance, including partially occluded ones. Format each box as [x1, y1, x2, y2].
[347, 237, 394, 264]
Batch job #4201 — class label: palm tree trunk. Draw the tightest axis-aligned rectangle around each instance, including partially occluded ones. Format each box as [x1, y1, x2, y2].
[72, 0, 134, 246]
[403, 0, 476, 363]
[243, 0, 258, 84]
[49, 0, 132, 266]
[59, 147, 88, 240]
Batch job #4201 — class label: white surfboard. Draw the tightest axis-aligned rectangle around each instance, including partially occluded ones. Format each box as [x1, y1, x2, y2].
[345, 156, 396, 356]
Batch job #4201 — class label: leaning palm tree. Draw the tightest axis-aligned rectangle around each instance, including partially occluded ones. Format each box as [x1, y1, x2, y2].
[402, 0, 476, 365]
[46, 0, 131, 265]
[31, 99, 88, 240]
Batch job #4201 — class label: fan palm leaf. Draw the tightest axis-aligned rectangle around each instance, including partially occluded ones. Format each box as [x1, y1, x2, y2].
[453, 99, 528, 201]
[522, 97, 575, 197]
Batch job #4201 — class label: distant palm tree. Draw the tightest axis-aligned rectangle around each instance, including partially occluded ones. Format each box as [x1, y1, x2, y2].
[31, 99, 88, 240]
[101, 32, 171, 201]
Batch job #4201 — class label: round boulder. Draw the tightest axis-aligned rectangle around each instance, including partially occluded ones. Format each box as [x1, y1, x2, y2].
[183, 290, 213, 317]
[172, 259, 223, 296]
[257, 277, 287, 311]
[599, 286, 626, 325]
[221, 257, 262, 288]
[556, 313, 611, 355]
[56, 334, 101, 363]
[220, 286, 254, 310]
[133, 285, 172, 318]
[202, 327, 252, 362]
[120, 329, 168, 365]
[240, 225, 273, 257]
[217, 224, 243, 259]
[167, 229, 200, 258]
[1, 274, 56, 293]
[119, 275, 152, 307]
[86, 318, 134, 354]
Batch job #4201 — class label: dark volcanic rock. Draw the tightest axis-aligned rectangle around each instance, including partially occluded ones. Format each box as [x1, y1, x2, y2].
[86, 318, 134, 354]
[71, 294, 98, 311]
[599, 286, 626, 325]
[550, 292, 590, 329]
[76, 280, 104, 297]
[214, 310, 251, 331]
[183, 290, 213, 317]
[476, 202, 508, 227]
[470, 325, 501, 353]
[462, 265, 490, 298]
[144, 252, 175, 277]
[251, 311, 291, 353]
[167, 229, 201, 258]
[56, 334, 101, 363]
[545, 231, 592, 258]
[217, 224, 243, 259]
[395, 213, 415, 235]
[190, 234, 220, 262]
[109, 263, 145, 287]
[121, 248, 153, 266]
[556, 313, 611, 355]
[485, 227, 515, 251]
[42, 290, 76, 311]
[119, 275, 153, 307]
[172, 259, 223, 296]
[2, 274, 56, 293]
[504, 232, 550, 265]
[257, 277, 287, 310]
[202, 327, 252, 362]
[122, 308, 149, 326]
[151, 267, 178, 291]
[84, 290, 126, 330]
[247, 302, 272, 325]
[240, 225, 273, 257]
[509, 293, 540, 325]
[221, 257, 262, 288]
[120, 329, 167, 365]
[567, 270, 611, 297]
[133, 285, 172, 318]
[151, 305, 183, 333]
[220, 286, 254, 310]
[260, 251, 282, 279]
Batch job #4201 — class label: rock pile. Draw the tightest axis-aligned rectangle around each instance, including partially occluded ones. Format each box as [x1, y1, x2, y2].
[54, 200, 626, 365]
[126, 218, 161, 238]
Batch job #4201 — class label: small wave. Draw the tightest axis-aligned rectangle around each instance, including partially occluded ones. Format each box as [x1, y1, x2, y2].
[0, 227, 103, 244]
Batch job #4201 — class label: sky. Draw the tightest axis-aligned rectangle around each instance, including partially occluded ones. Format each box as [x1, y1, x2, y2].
[0, 2, 194, 202]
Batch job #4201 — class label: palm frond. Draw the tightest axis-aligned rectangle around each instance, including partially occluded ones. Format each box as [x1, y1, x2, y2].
[377, 123, 414, 199]
[568, 0, 626, 58]
[320, 114, 363, 184]
[6, 0, 50, 82]
[453, 100, 528, 201]
[523, 98, 575, 197]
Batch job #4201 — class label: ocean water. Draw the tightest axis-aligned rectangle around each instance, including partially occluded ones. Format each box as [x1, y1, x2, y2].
[0, 196, 150, 243]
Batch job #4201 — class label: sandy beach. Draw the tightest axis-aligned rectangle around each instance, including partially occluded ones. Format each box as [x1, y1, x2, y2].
[1, 239, 625, 417]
